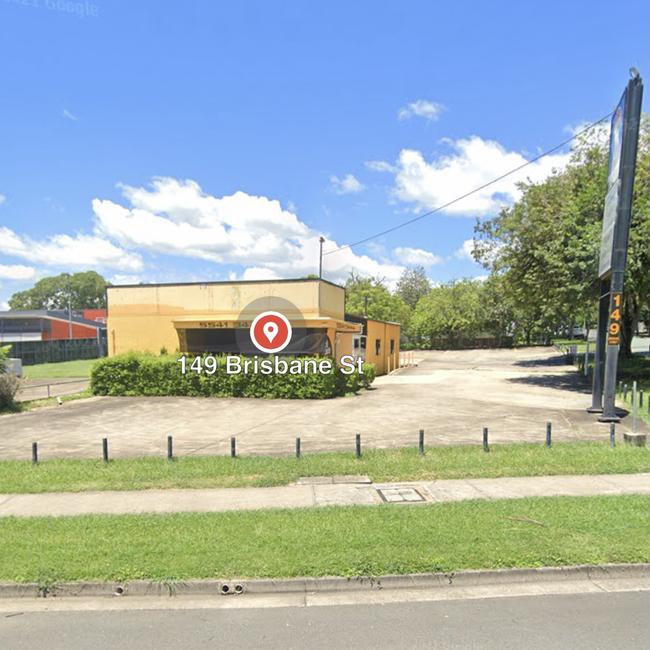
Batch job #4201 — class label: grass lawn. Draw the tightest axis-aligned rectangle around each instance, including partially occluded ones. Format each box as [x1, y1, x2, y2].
[617, 380, 650, 427]
[0, 495, 647, 583]
[24, 358, 97, 379]
[0, 442, 647, 494]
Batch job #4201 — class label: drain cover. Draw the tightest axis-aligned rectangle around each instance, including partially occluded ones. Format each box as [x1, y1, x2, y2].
[377, 487, 425, 503]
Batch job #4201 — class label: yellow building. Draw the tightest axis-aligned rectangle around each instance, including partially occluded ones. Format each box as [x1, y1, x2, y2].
[106, 278, 400, 375]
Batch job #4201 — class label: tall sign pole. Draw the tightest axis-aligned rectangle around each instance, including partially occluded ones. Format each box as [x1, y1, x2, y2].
[588, 71, 643, 421]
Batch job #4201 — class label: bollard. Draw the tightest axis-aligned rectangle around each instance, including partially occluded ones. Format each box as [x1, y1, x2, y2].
[623, 384, 629, 401]
[32, 442, 38, 464]
[295, 437, 301, 459]
[618, 380, 623, 395]
[355, 433, 361, 459]
[230, 437, 236, 458]
[610, 422, 616, 448]
[632, 382, 638, 434]
[482, 427, 489, 452]
[102, 438, 109, 463]
[167, 435, 173, 461]
[418, 429, 425, 456]
[546, 421, 552, 448]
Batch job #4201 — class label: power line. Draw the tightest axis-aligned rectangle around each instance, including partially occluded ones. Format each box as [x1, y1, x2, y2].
[323, 112, 613, 256]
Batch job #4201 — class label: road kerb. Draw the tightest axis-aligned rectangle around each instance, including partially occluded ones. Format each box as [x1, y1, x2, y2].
[1, 563, 648, 600]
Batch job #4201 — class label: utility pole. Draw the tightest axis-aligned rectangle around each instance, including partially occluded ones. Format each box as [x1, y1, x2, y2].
[318, 236, 325, 279]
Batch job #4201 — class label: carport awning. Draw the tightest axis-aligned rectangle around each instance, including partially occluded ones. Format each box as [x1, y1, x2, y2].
[171, 317, 361, 333]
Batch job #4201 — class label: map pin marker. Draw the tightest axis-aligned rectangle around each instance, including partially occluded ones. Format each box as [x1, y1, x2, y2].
[263, 321, 279, 343]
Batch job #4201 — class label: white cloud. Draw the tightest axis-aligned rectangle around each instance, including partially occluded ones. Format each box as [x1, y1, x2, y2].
[390, 136, 570, 216]
[110, 274, 142, 285]
[0, 194, 5, 205]
[0, 263, 37, 280]
[455, 239, 476, 261]
[329, 174, 364, 195]
[62, 109, 78, 121]
[393, 246, 443, 267]
[398, 100, 444, 122]
[0, 300, 9, 311]
[92, 177, 405, 286]
[0, 227, 143, 272]
[364, 160, 395, 173]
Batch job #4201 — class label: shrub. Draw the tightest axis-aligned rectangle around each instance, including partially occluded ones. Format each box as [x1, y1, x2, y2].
[0, 373, 20, 411]
[91, 354, 375, 399]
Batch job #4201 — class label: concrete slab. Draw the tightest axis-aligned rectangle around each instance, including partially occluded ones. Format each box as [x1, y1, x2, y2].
[0, 473, 647, 518]
[1, 348, 646, 460]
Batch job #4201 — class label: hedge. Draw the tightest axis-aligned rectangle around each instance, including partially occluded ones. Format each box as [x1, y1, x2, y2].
[91, 354, 375, 399]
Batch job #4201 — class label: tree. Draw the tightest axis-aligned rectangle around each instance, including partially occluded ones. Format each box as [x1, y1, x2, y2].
[396, 266, 431, 308]
[411, 279, 484, 346]
[474, 117, 649, 355]
[344, 273, 411, 327]
[8, 271, 110, 310]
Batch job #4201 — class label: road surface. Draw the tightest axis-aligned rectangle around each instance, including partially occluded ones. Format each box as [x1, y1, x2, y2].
[1, 591, 648, 649]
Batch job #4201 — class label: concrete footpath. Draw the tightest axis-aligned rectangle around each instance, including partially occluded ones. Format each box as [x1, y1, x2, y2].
[0, 473, 648, 518]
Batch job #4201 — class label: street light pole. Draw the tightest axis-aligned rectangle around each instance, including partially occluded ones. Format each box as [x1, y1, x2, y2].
[318, 236, 325, 279]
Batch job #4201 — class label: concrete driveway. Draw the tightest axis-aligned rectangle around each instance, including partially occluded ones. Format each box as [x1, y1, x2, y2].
[0, 347, 644, 460]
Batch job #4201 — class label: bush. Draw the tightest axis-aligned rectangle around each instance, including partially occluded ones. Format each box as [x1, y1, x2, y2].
[0, 373, 20, 411]
[91, 354, 375, 399]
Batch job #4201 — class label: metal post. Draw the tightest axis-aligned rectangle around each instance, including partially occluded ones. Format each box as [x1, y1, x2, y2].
[318, 236, 325, 279]
[295, 437, 301, 459]
[632, 381, 638, 433]
[230, 437, 236, 458]
[599, 73, 644, 422]
[546, 421, 552, 448]
[588, 281, 609, 413]
[583, 340, 590, 377]
[102, 437, 109, 462]
[482, 427, 489, 452]
[32, 442, 38, 464]
[610, 422, 616, 447]
[355, 433, 361, 459]
[418, 429, 424, 456]
[167, 435, 173, 461]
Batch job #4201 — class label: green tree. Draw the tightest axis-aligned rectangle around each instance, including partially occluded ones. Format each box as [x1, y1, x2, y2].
[396, 266, 431, 308]
[8, 271, 110, 310]
[411, 279, 484, 346]
[344, 273, 411, 327]
[474, 117, 649, 354]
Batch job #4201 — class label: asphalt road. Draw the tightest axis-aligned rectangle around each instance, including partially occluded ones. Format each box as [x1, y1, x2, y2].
[1, 591, 648, 650]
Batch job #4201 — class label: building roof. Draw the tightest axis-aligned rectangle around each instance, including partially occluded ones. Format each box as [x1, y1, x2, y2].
[0, 310, 106, 329]
[106, 277, 345, 291]
[345, 313, 402, 326]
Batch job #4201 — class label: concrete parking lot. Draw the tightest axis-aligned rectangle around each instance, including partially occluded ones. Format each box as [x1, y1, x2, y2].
[0, 347, 644, 460]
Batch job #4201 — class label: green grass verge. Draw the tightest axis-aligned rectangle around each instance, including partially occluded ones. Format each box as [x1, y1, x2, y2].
[24, 359, 97, 379]
[617, 380, 650, 427]
[1, 442, 647, 494]
[1, 495, 647, 583]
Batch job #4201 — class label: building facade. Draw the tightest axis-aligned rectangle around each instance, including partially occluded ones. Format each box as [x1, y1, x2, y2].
[106, 279, 400, 375]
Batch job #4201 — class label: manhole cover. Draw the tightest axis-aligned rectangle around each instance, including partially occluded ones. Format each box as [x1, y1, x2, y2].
[377, 487, 425, 503]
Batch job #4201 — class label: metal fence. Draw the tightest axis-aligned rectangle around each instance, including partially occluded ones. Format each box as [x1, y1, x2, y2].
[7, 338, 107, 366]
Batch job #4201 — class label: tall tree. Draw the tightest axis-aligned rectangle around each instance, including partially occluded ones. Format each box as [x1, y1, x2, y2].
[474, 117, 649, 355]
[411, 279, 484, 346]
[8, 271, 110, 310]
[344, 273, 411, 327]
[396, 266, 431, 308]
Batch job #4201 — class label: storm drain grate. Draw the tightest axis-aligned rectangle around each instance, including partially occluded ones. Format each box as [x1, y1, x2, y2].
[376, 487, 426, 503]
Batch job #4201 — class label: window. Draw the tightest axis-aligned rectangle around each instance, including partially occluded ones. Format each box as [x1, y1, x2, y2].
[390, 339, 395, 354]
[375, 339, 381, 355]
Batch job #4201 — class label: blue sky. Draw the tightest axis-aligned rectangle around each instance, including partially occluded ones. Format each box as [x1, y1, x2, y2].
[0, 0, 648, 306]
